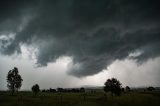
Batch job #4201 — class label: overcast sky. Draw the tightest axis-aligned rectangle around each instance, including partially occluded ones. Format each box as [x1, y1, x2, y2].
[0, 0, 160, 90]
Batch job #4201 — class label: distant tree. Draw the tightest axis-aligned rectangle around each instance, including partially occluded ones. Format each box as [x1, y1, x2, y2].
[32, 84, 40, 96]
[80, 87, 85, 92]
[6, 67, 23, 95]
[57, 88, 64, 92]
[49, 88, 56, 93]
[121, 88, 125, 92]
[147, 86, 155, 91]
[125, 86, 131, 92]
[42, 89, 46, 92]
[104, 78, 122, 96]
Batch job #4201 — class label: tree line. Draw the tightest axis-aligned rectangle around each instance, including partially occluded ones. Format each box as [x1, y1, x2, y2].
[6, 67, 155, 96]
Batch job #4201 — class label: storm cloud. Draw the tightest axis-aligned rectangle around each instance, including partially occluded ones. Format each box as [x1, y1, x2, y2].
[0, 0, 160, 77]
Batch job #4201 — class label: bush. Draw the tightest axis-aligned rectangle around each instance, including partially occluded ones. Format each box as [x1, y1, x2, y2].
[32, 84, 40, 96]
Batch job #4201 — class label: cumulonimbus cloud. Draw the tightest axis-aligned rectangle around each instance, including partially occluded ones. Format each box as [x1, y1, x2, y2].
[0, 0, 160, 77]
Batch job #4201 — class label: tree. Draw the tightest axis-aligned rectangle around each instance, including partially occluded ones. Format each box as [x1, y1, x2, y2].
[80, 87, 85, 93]
[6, 67, 23, 95]
[32, 84, 40, 96]
[104, 78, 122, 96]
[147, 86, 155, 91]
[125, 86, 131, 92]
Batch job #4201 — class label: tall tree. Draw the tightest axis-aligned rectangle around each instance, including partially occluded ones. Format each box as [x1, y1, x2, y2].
[104, 78, 122, 96]
[6, 67, 23, 95]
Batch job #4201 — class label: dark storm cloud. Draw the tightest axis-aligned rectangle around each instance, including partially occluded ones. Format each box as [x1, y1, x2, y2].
[0, 0, 160, 77]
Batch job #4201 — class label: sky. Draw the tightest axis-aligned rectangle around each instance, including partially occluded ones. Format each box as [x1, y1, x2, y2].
[0, 0, 160, 90]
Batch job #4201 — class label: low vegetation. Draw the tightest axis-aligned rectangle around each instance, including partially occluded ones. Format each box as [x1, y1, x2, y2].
[0, 90, 160, 106]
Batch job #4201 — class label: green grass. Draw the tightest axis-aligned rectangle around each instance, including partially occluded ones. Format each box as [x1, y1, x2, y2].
[0, 91, 160, 106]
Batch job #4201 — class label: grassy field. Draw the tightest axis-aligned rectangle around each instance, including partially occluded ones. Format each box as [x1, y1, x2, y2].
[0, 91, 160, 106]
